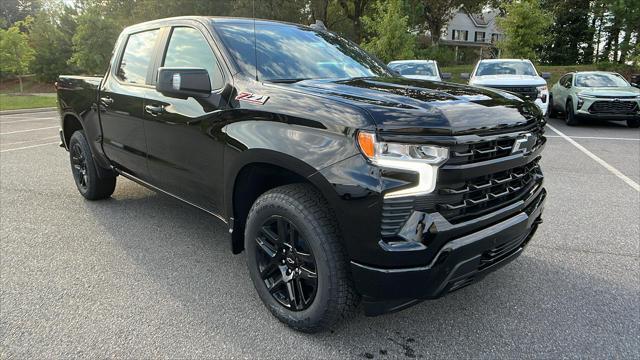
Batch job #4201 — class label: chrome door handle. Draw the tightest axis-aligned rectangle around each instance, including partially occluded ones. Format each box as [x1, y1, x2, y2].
[144, 104, 164, 116]
[100, 97, 114, 105]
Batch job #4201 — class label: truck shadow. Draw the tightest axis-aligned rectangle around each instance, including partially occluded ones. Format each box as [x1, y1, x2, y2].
[84, 179, 638, 359]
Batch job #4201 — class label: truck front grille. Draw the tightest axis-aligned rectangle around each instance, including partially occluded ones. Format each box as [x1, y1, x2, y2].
[431, 158, 542, 223]
[447, 132, 545, 165]
[485, 85, 538, 100]
[379, 127, 545, 239]
[588, 100, 638, 114]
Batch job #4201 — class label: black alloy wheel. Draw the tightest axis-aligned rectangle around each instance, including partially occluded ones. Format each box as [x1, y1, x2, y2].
[68, 130, 116, 200]
[255, 215, 318, 311]
[565, 99, 579, 126]
[245, 184, 359, 332]
[70, 142, 89, 191]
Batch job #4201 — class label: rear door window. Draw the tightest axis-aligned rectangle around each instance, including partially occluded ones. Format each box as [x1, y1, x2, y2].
[163, 27, 223, 89]
[117, 29, 160, 85]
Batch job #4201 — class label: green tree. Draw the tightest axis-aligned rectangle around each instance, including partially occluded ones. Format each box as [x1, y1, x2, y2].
[361, 0, 415, 63]
[337, 0, 373, 43]
[541, 0, 593, 65]
[28, 6, 77, 81]
[0, 20, 35, 92]
[496, 0, 552, 61]
[69, 8, 121, 74]
[0, 0, 41, 29]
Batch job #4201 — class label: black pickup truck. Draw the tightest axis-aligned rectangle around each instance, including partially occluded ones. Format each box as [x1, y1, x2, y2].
[57, 16, 546, 332]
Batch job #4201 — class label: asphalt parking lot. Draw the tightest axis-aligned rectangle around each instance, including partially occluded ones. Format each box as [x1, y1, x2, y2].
[1, 109, 638, 358]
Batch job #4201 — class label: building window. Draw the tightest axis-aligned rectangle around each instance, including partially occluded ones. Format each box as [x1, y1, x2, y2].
[491, 33, 502, 43]
[475, 31, 486, 42]
[452, 30, 468, 41]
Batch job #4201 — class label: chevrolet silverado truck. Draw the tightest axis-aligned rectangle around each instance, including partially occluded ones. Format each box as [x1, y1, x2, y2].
[57, 17, 546, 332]
[462, 59, 551, 116]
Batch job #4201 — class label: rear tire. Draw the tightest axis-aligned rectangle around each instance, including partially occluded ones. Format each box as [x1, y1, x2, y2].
[565, 100, 579, 126]
[627, 118, 640, 128]
[244, 183, 359, 332]
[68, 130, 116, 200]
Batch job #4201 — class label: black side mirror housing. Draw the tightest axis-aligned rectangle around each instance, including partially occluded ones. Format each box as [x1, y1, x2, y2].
[541, 72, 551, 80]
[460, 73, 470, 80]
[440, 72, 452, 80]
[157, 67, 211, 99]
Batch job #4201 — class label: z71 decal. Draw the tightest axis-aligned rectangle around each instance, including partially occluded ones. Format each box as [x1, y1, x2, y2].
[235, 92, 270, 105]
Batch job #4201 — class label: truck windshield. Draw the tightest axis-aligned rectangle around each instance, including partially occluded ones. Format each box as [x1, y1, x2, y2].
[575, 73, 629, 87]
[475, 61, 537, 76]
[215, 23, 390, 82]
[389, 62, 437, 76]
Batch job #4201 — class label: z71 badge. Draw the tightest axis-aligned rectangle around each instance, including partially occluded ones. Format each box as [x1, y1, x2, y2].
[235, 92, 269, 105]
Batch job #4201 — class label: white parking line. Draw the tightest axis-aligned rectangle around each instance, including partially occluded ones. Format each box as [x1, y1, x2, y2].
[0, 142, 58, 153]
[0, 117, 59, 124]
[0, 126, 58, 135]
[546, 124, 640, 192]
[546, 135, 640, 141]
[1, 136, 59, 146]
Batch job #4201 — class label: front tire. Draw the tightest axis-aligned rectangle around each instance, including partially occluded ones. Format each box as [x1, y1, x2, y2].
[627, 118, 640, 128]
[565, 100, 579, 126]
[245, 183, 359, 332]
[548, 93, 557, 119]
[69, 130, 116, 200]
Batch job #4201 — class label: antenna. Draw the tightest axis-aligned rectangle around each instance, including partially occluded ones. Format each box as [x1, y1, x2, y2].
[253, 0, 258, 81]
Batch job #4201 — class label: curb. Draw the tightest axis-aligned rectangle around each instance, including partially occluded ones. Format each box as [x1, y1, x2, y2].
[0, 107, 57, 115]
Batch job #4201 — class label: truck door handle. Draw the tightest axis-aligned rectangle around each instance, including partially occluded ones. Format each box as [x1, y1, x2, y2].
[100, 97, 114, 105]
[145, 104, 164, 116]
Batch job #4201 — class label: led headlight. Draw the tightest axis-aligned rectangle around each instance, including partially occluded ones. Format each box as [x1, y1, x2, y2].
[357, 131, 449, 198]
[536, 85, 548, 102]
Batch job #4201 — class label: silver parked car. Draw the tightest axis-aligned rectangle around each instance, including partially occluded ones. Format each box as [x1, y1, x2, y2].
[549, 71, 640, 127]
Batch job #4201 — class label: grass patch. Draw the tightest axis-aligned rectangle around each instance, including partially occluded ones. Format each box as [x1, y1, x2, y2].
[0, 94, 57, 111]
[441, 64, 601, 85]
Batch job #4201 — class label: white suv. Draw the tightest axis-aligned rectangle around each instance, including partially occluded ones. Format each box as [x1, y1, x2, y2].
[462, 59, 551, 115]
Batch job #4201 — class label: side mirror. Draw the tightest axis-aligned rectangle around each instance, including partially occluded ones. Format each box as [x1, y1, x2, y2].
[440, 72, 452, 80]
[460, 73, 470, 80]
[156, 67, 211, 99]
[631, 82, 639, 88]
[541, 72, 551, 80]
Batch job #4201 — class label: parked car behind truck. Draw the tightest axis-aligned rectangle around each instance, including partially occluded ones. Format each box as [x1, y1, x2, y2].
[387, 60, 451, 82]
[57, 17, 546, 332]
[462, 59, 551, 116]
[549, 71, 640, 127]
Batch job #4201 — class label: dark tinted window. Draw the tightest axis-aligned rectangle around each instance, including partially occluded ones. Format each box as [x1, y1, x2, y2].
[163, 27, 223, 89]
[117, 30, 159, 84]
[216, 23, 390, 81]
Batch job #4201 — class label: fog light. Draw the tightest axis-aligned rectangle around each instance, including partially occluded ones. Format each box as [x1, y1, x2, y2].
[577, 97, 584, 109]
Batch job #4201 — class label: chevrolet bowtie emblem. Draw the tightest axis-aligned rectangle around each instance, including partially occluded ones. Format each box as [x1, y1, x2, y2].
[512, 133, 534, 154]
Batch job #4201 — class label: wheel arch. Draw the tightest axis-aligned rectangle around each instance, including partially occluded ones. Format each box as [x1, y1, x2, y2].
[61, 112, 84, 150]
[226, 149, 339, 255]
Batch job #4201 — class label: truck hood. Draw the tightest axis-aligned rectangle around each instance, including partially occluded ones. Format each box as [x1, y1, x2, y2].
[291, 77, 540, 136]
[575, 87, 640, 98]
[471, 75, 546, 87]
[402, 74, 441, 82]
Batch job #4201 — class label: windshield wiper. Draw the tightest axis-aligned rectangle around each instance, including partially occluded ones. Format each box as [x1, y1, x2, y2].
[265, 78, 310, 83]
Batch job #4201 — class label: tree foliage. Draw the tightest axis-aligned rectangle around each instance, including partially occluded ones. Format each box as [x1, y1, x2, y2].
[361, 0, 415, 63]
[496, 0, 552, 61]
[28, 6, 77, 81]
[0, 20, 34, 75]
[69, 7, 121, 75]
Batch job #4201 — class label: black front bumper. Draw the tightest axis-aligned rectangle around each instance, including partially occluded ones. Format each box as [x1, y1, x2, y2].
[352, 188, 546, 316]
[577, 112, 639, 121]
